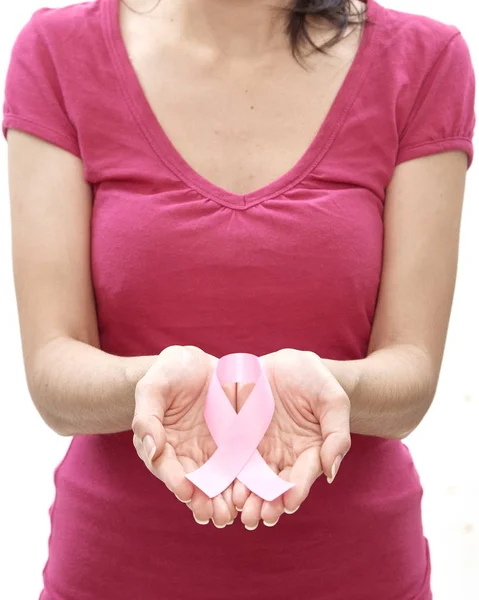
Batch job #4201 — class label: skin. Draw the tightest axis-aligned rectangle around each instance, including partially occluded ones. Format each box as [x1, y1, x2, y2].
[7, 0, 469, 530]
[131, 345, 351, 527]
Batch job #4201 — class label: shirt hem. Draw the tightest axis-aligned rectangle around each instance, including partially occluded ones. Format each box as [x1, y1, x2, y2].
[396, 136, 473, 169]
[2, 114, 82, 159]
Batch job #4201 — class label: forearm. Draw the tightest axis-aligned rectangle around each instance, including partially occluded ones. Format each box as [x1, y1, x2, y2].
[29, 336, 157, 436]
[322, 344, 436, 439]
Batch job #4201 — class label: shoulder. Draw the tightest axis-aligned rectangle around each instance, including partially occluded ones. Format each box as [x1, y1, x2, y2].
[365, 2, 475, 169]
[371, 0, 467, 66]
[12, 1, 102, 55]
[6, 1, 106, 105]
[29, 0, 101, 29]
[4, 1, 108, 157]
[369, 1, 474, 131]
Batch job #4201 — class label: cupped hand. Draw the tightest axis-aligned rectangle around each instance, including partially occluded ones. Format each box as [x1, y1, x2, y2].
[233, 348, 351, 529]
[132, 345, 237, 528]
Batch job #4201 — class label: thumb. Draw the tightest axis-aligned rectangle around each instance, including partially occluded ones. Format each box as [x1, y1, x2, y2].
[133, 413, 167, 465]
[315, 375, 351, 484]
[132, 378, 168, 464]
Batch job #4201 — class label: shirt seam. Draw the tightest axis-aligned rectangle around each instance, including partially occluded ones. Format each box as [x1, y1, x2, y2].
[398, 135, 473, 153]
[398, 30, 462, 143]
[3, 112, 78, 145]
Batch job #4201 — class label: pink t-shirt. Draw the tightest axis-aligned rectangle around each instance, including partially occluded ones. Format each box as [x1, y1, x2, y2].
[3, 0, 476, 598]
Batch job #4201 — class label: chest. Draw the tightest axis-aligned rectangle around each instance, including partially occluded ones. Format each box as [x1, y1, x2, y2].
[119, 12, 363, 195]
[89, 3, 387, 357]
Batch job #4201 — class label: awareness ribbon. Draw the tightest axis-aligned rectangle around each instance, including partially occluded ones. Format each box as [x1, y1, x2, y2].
[185, 353, 295, 502]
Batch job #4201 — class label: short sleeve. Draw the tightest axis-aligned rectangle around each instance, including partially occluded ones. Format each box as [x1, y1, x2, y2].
[396, 31, 476, 169]
[2, 10, 81, 157]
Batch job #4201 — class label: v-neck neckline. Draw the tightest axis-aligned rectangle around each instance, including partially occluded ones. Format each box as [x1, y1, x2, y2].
[102, 0, 382, 210]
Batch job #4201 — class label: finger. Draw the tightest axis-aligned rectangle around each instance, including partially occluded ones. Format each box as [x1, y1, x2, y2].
[282, 446, 322, 513]
[175, 455, 198, 508]
[189, 487, 214, 525]
[232, 478, 250, 512]
[178, 451, 230, 529]
[132, 377, 169, 466]
[241, 492, 263, 531]
[133, 432, 166, 480]
[211, 495, 231, 528]
[133, 434, 189, 503]
[177, 456, 212, 524]
[151, 442, 195, 502]
[222, 485, 237, 524]
[260, 499, 283, 527]
[277, 467, 296, 514]
[260, 463, 285, 526]
[315, 375, 351, 483]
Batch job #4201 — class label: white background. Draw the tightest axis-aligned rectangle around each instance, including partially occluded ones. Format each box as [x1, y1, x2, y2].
[0, 0, 477, 598]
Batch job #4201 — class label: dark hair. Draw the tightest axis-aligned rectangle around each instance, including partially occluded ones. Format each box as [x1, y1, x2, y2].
[286, 0, 368, 60]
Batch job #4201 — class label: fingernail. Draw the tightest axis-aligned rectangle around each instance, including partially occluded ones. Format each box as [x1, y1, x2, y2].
[227, 519, 234, 525]
[284, 506, 299, 515]
[245, 523, 258, 531]
[143, 435, 156, 462]
[263, 518, 279, 527]
[193, 515, 209, 525]
[174, 494, 190, 504]
[328, 455, 343, 484]
[235, 506, 242, 512]
[212, 519, 227, 529]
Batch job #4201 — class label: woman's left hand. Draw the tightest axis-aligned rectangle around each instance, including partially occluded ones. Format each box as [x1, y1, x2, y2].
[232, 348, 351, 529]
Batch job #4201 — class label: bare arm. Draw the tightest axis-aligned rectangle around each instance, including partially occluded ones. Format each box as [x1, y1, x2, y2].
[322, 150, 469, 439]
[8, 130, 156, 436]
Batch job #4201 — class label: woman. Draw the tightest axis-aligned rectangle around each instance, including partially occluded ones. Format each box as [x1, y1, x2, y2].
[3, 0, 475, 597]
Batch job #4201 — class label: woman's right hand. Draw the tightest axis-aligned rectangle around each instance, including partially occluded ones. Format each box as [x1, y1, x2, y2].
[132, 345, 238, 528]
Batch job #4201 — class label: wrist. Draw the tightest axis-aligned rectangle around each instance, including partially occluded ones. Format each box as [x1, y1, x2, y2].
[123, 354, 158, 390]
[321, 357, 362, 402]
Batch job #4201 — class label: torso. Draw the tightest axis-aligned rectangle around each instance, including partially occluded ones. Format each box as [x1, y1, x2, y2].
[23, 0, 447, 597]
[119, 0, 367, 195]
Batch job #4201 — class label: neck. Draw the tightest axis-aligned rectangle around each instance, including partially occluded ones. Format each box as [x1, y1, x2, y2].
[171, 0, 290, 57]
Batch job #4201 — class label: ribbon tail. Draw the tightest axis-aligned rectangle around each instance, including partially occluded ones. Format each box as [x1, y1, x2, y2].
[237, 451, 294, 502]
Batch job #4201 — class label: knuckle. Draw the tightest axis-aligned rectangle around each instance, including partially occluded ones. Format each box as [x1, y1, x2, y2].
[161, 344, 183, 355]
[156, 345, 197, 384]
[156, 345, 183, 369]
[275, 348, 304, 369]
[131, 417, 145, 437]
[183, 344, 202, 355]
[132, 413, 159, 437]
[162, 344, 197, 362]
[276, 347, 300, 360]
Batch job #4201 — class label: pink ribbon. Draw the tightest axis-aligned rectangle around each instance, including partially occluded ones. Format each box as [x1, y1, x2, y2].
[185, 353, 294, 502]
